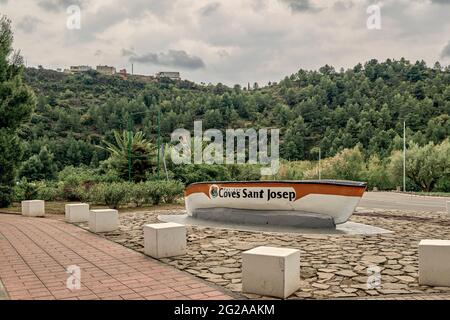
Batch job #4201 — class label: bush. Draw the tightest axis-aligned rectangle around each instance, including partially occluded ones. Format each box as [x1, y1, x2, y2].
[36, 182, 60, 201]
[12, 179, 38, 202]
[274, 161, 314, 180]
[173, 164, 232, 185]
[387, 139, 449, 192]
[140, 180, 184, 205]
[228, 164, 261, 181]
[363, 155, 394, 190]
[160, 180, 184, 203]
[59, 178, 84, 201]
[143, 181, 164, 205]
[57, 166, 122, 201]
[101, 182, 130, 209]
[128, 182, 147, 207]
[304, 146, 365, 181]
[0, 185, 13, 208]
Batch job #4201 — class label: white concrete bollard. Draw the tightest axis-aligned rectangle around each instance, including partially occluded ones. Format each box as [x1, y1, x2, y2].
[242, 246, 300, 299]
[446, 201, 450, 214]
[144, 223, 186, 258]
[89, 209, 119, 233]
[419, 239, 450, 287]
[65, 203, 90, 223]
[21, 200, 45, 217]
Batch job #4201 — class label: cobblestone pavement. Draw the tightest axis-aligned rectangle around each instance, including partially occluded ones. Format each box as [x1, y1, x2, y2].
[94, 208, 450, 300]
[0, 214, 233, 300]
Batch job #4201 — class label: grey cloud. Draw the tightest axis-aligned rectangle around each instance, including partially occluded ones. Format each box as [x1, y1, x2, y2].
[38, 0, 87, 12]
[16, 16, 42, 33]
[441, 41, 450, 58]
[126, 0, 179, 18]
[431, 0, 450, 4]
[217, 49, 229, 58]
[250, 0, 267, 12]
[333, 0, 354, 10]
[124, 49, 205, 70]
[65, 5, 126, 42]
[280, 0, 315, 12]
[65, 0, 179, 43]
[121, 48, 135, 57]
[199, 2, 221, 16]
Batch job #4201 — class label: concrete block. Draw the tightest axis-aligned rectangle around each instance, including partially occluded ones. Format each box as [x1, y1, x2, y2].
[144, 223, 186, 258]
[21, 200, 45, 217]
[89, 209, 118, 233]
[65, 203, 90, 223]
[242, 246, 300, 298]
[419, 239, 450, 287]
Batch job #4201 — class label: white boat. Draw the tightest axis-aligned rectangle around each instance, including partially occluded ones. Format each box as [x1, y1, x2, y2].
[185, 180, 367, 225]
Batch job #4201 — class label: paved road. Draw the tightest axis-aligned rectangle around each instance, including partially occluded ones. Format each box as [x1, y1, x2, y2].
[0, 214, 232, 300]
[358, 192, 449, 212]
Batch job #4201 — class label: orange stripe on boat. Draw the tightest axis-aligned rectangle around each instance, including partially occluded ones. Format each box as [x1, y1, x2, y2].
[185, 182, 366, 200]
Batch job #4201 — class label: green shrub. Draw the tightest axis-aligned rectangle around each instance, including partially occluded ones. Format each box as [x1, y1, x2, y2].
[304, 146, 365, 181]
[161, 180, 184, 203]
[173, 164, 232, 185]
[363, 155, 394, 190]
[274, 161, 314, 180]
[101, 182, 130, 209]
[228, 164, 261, 181]
[143, 181, 164, 205]
[436, 178, 450, 192]
[128, 182, 148, 207]
[387, 140, 449, 192]
[57, 166, 123, 201]
[0, 185, 13, 207]
[36, 182, 60, 201]
[142, 180, 184, 205]
[12, 179, 38, 201]
[59, 179, 84, 201]
[74, 183, 106, 204]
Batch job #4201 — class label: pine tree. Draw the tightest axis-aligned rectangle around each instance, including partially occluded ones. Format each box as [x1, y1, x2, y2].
[0, 16, 35, 207]
[19, 147, 57, 181]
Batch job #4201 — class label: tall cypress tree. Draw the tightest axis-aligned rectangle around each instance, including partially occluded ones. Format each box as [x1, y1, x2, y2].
[0, 16, 35, 207]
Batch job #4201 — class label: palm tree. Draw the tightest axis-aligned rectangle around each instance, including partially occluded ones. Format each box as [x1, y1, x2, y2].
[102, 130, 156, 182]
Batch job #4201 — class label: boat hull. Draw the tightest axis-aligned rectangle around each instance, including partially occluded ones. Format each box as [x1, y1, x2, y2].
[184, 181, 367, 224]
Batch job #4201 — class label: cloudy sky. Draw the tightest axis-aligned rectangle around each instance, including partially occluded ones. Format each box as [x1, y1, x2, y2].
[1, 0, 450, 85]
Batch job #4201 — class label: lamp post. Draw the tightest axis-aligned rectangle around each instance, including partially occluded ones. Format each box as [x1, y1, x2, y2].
[318, 147, 321, 180]
[126, 110, 162, 182]
[128, 117, 132, 182]
[157, 110, 161, 180]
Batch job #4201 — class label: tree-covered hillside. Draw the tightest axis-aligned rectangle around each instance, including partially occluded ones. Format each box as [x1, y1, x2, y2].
[21, 59, 449, 171]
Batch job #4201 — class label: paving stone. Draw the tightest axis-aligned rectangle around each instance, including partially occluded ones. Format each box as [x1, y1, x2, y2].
[90, 207, 450, 300]
[362, 256, 387, 264]
[394, 276, 416, 283]
[209, 267, 240, 274]
[312, 283, 330, 290]
[335, 270, 358, 277]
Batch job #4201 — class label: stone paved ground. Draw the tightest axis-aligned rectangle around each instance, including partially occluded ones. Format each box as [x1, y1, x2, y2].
[0, 214, 233, 300]
[93, 208, 450, 300]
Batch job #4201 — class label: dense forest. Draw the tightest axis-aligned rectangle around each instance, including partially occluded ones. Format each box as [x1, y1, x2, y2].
[6, 57, 445, 200]
[21, 59, 450, 171]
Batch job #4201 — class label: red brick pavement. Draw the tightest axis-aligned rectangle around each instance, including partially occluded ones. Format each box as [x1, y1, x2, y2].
[0, 214, 234, 300]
